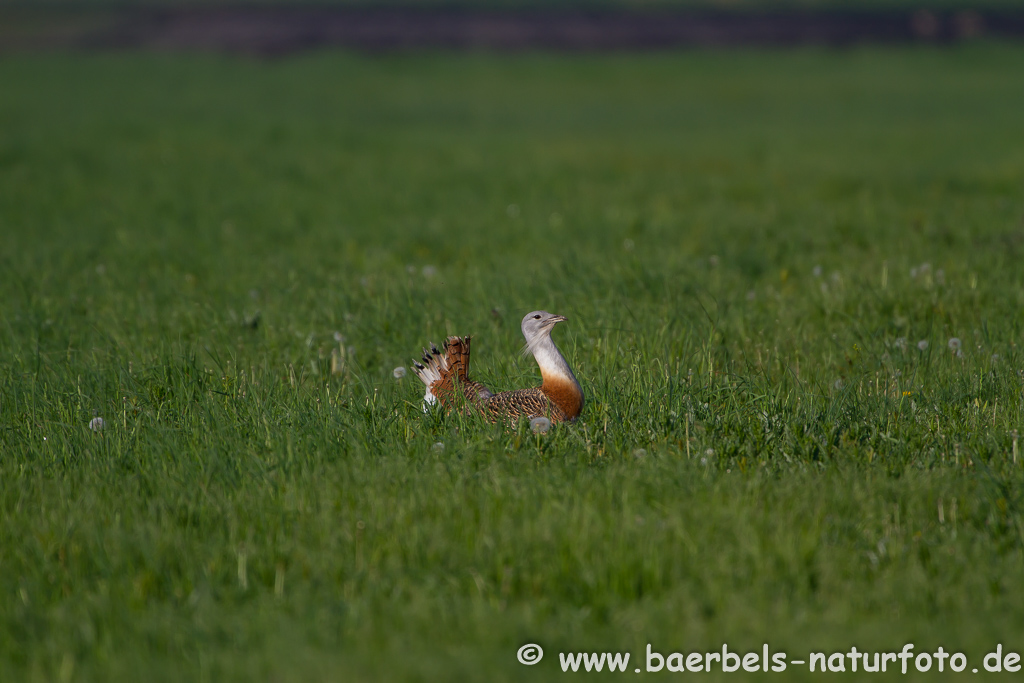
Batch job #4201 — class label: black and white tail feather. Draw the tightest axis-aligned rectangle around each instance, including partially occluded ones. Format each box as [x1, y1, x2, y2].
[413, 343, 447, 410]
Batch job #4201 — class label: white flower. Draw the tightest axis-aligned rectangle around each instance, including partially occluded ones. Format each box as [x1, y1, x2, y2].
[89, 417, 105, 432]
[393, 366, 407, 379]
[530, 417, 551, 434]
[431, 442, 445, 452]
[948, 337, 961, 351]
[917, 340, 929, 351]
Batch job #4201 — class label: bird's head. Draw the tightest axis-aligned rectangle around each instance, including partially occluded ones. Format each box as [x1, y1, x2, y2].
[521, 310, 567, 349]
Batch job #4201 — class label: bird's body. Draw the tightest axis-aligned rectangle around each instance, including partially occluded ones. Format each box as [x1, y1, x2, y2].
[413, 311, 584, 423]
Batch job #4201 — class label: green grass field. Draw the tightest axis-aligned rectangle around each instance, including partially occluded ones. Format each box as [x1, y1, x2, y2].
[2, 45, 1024, 681]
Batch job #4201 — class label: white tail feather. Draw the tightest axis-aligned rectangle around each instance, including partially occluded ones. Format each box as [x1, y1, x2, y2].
[413, 344, 447, 409]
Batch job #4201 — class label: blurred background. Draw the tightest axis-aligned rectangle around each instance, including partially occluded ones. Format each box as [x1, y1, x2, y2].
[3, 1, 1022, 55]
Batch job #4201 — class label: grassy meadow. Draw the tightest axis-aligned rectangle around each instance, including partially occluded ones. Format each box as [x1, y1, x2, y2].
[2, 45, 1024, 681]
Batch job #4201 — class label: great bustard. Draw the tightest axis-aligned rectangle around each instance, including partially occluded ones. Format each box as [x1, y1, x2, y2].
[412, 310, 584, 423]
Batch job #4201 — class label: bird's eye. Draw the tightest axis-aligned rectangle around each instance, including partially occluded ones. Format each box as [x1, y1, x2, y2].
[533, 315, 541, 319]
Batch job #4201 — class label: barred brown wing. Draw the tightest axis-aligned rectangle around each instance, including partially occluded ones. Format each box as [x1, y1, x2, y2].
[484, 388, 568, 422]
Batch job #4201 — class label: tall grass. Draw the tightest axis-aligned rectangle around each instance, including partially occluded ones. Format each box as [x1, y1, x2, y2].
[2, 45, 1024, 681]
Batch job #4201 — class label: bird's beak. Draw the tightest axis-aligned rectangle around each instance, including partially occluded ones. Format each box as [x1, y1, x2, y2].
[546, 314, 568, 326]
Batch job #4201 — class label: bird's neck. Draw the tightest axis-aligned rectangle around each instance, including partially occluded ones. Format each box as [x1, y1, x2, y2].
[530, 336, 584, 419]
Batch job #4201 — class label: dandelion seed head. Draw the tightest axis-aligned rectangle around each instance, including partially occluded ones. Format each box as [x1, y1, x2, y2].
[89, 417, 105, 432]
[632, 448, 647, 459]
[708, 255, 720, 268]
[333, 331, 345, 343]
[623, 238, 635, 251]
[948, 337, 962, 351]
[392, 366, 407, 379]
[813, 265, 822, 278]
[506, 203, 520, 218]
[530, 417, 551, 434]
[834, 379, 844, 390]
[917, 340, 929, 351]
[431, 442, 445, 452]
[705, 448, 715, 457]
[746, 290, 756, 301]
[894, 337, 907, 351]
[421, 265, 438, 278]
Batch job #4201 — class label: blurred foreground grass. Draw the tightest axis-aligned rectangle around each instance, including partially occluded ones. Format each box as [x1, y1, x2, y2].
[1, 45, 1024, 681]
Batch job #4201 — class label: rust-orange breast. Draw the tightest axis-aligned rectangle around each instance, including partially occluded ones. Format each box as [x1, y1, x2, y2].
[541, 377, 583, 421]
